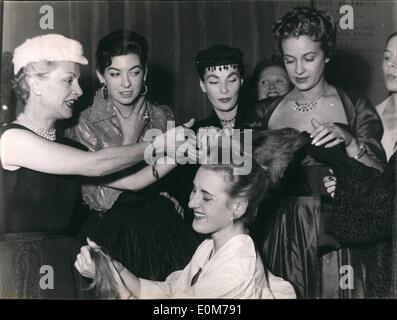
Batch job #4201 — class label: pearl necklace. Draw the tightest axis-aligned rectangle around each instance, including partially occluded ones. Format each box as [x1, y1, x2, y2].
[220, 118, 236, 130]
[17, 113, 56, 141]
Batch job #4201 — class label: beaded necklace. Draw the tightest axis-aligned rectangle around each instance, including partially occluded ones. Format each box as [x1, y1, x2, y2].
[17, 113, 56, 141]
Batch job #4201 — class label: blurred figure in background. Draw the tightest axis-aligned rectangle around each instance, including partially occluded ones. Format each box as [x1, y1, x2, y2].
[252, 55, 291, 101]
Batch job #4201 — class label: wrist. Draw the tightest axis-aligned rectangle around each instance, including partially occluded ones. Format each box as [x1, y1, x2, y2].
[346, 138, 359, 156]
[347, 142, 367, 160]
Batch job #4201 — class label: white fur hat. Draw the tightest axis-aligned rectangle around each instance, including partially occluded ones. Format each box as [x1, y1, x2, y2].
[12, 33, 88, 75]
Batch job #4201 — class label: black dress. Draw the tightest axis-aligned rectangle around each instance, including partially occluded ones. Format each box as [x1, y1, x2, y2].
[0, 124, 88, 299]
[67, 94, 200, 283]
[244, 88, 386, 298]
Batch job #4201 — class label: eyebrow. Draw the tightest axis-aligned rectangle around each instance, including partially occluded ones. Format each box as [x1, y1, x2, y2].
[65, 71, 78, 77]
[284, 52, 318, 58]
[206, 74, 220, 80]
[107, 65, 142, 72]
[206, 71, 239, 79]
[202, 189, 215, 197]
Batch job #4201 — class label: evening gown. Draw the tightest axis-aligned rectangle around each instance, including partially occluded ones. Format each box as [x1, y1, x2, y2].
[262, 156, 366, 298]
[244, 88, 385, 298]
[0, 124, 88, 299]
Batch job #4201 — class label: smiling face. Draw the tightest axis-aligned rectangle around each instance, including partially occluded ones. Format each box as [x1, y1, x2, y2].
[199, 66, 243, 115]
[35, 61, 82, 120]
[281, 35, 329, 92]
[257, 66, 290, 99]
[97, 53, 146, 108]
[189, 167, 237, 238]
[383, 35, 397, 93]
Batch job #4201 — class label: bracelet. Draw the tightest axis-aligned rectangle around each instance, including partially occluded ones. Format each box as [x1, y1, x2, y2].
[152, 161, 160, 180]
[353, 143, 367, 160]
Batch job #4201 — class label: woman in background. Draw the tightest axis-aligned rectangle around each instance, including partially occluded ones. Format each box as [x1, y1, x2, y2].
[312, 31, 397, 298]
[375, 31, 397, 161]
[67, 30, 199, 282]
[245, 7, 385, 298]
[252, 55, 291, 101]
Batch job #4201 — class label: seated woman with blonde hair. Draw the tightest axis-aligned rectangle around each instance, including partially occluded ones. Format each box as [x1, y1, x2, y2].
[74, 130, 308, 299]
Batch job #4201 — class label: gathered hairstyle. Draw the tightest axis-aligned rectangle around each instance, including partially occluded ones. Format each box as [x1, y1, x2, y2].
[273, 6, 336, 59]
[11, 60, 59, 104]
[201, 159, 268, 227]
[200, 128, 309, 226]
[96, 30, 149, 75]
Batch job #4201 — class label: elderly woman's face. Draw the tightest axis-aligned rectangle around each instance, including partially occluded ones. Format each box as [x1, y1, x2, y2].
[199, 66, 242, 114]
[36, 61, 82, 119]
[98, 53, 146, 107]
[189, 168, 236, 237]
[383, 35, 397, 93]
[257, 66, 290, 100]
[281, 35, 329, 92]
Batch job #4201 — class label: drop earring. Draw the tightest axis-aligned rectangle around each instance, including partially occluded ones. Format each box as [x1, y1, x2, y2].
[101, 84, 108, 100]
[141, 83, 148, 96]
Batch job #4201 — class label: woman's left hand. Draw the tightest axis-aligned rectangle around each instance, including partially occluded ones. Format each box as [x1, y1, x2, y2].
[310, 118, 354, 148]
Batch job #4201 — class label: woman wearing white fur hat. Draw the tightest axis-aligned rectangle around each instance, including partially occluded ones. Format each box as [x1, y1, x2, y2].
[0, 33, 195, 299]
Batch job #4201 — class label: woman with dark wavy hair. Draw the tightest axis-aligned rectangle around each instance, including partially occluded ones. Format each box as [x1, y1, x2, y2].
[245, 7, 385, 298]
[67, 30, 199, 282]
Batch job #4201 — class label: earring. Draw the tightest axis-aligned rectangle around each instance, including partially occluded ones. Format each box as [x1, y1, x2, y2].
[141, 83, 148, 96]
[101, 84, 108, 100]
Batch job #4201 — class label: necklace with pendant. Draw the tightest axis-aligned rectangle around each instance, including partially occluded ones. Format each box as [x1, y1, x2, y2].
[17, 113, 56, 141]
[292, 84, 329, 113]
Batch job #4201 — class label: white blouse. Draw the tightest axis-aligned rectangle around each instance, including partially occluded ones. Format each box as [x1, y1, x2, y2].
[376, 96, 397, 161]
[139, 234, 296, 299]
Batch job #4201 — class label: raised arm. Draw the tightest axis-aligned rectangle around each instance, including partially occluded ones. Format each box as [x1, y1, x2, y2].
[0, 128, 148, 176]
[104, 156, 177, 191]
[0, 119, 195, 177]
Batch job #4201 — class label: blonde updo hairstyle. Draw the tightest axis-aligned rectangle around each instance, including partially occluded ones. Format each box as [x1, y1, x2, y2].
[11, 60, 60, 104]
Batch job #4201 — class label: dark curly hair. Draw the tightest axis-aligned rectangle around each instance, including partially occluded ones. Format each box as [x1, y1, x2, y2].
[273, 6, 336, 58]
[195, 44, 245, 80]
[96, 30, 149, 75]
